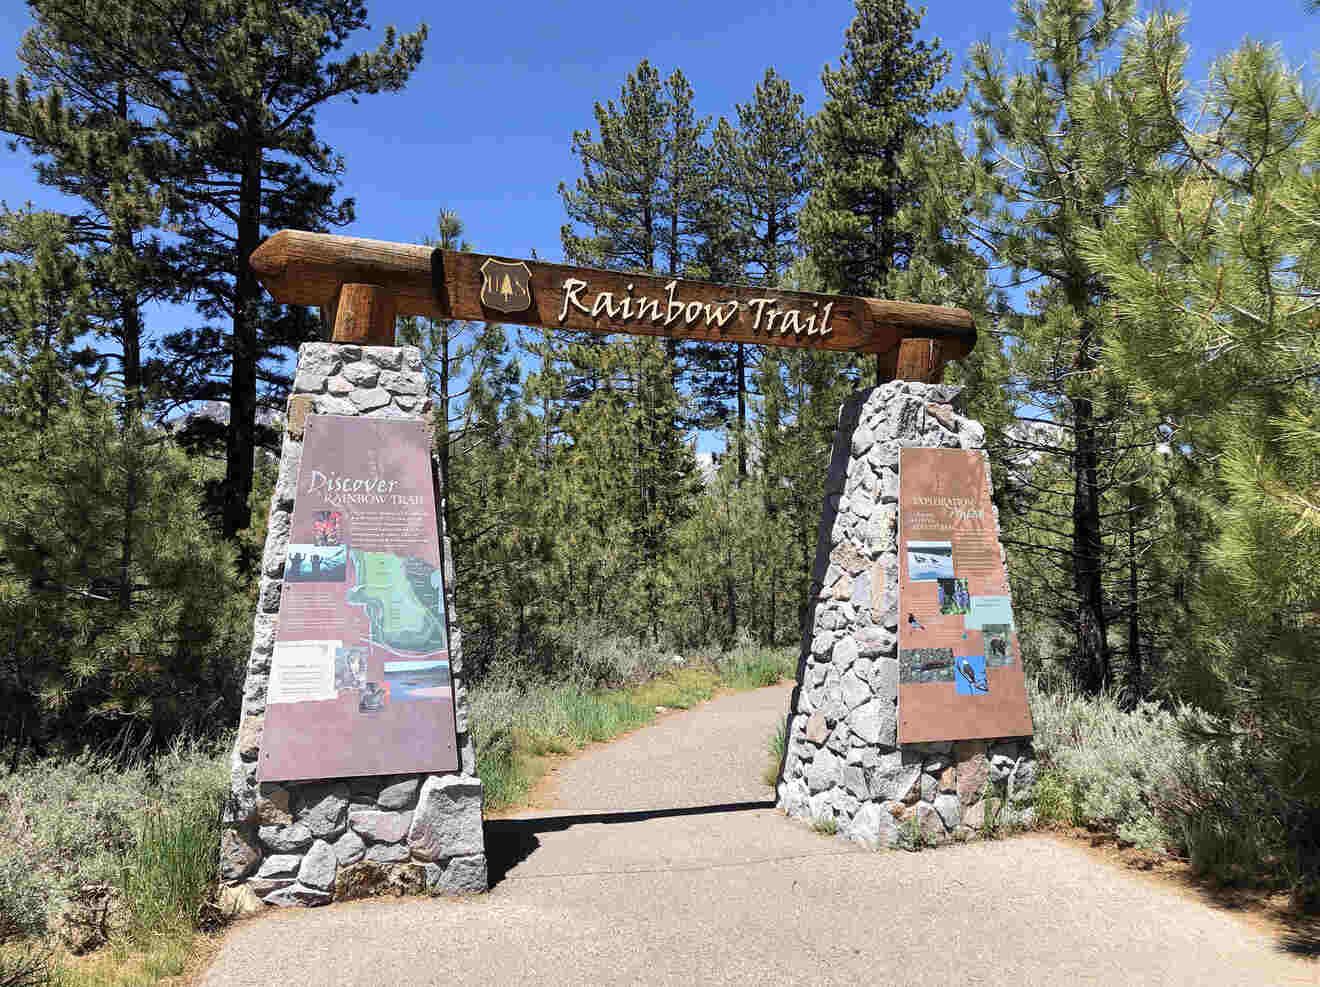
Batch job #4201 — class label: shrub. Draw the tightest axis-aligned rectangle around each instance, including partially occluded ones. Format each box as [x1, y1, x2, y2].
[0, 943, 52, 987]
[1028, 678, 1206, 849]
[0, 860, 46, 943]
[0, 737, 228, 935]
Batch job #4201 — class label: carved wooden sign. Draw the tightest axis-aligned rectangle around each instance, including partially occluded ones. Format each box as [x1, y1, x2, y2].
[435, 251, 881, 353]
[248, 231, 977, 360]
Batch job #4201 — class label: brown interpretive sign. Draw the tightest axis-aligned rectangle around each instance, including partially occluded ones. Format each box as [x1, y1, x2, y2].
[897, 448, 1033, 743]
[260, 415, 458, 782]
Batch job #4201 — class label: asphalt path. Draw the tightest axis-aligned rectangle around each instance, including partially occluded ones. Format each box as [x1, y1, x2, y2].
[200, 683, 1318, 986]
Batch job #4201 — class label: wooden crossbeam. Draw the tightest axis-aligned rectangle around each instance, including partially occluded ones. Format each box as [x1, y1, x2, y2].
[250, 229, 976, 380]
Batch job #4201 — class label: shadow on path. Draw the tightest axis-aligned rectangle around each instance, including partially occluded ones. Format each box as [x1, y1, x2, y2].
[484, 800, 776, 888]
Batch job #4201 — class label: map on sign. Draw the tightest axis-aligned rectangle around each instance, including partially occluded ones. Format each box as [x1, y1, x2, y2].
[347, 550, 447, 655]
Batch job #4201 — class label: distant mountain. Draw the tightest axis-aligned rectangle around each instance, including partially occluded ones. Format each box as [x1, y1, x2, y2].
[168, 400, 284, 434]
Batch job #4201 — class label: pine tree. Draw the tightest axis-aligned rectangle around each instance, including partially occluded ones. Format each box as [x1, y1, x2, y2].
[0, 236, 247, 752]
[800, 0, 960, 384]
[950, 0, 1188, 694]
[17, 0, 428, 539]
[556, 59, 708, 639]
[698, 69, 810, 481]
[1083, 22, 1320, 888]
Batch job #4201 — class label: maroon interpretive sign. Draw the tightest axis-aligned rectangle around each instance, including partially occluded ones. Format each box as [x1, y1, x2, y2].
[260, 415, 459, 782]
[897, 448, 1033, 744]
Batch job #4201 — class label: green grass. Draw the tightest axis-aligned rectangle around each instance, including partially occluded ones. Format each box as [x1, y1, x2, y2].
[809, 815, 838, 836]
[472, 641, 797, 813]
[764, 722, 786, 790]
[0, 738, 228, 986]
[116, 794, 221, 939]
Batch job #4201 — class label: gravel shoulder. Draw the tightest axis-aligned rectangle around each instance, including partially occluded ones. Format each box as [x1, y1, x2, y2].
[199, 682, 1319, 986]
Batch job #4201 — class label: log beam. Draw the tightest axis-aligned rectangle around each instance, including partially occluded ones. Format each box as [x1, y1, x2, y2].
[894, 338, 950, 383]
[329, 283, 397, 346]
[250, 229, 976, 360]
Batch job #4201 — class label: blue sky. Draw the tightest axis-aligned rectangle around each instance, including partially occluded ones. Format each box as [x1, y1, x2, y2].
[1, 0, 1315, 423]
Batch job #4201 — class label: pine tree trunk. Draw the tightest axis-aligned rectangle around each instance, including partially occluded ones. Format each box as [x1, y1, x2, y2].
[439, 319, 452, 540]
[223, 141, 263, 539]
[1125, 486, 1142, 703]
[1071, 320, 1111, 693]
[736, 343, 747, 482]
[115, 83, 142, 612]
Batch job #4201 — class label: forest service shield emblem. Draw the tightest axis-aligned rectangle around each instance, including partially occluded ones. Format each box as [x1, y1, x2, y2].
[479, 258, 533, 313]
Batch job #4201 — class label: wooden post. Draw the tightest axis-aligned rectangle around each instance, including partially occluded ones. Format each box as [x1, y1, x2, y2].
[894, 338, 948, 383]
[330, 283, 397, 346]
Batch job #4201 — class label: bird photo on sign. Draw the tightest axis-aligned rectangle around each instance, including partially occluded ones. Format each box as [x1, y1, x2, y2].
[480, 258, 532, 313]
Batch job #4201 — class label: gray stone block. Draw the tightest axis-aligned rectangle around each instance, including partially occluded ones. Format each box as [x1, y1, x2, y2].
[848, 801, 900, 850]
[273, 441, 302, 508]
[364, 842, 410, 864]
[298, 344, 342, 378]
[377, 777, 420, 810]
[839, 670, 871, 707]
[245, 877, 294, 898]
[341, 361, 380, 387]
[934, 793, 961, 830]
[804, 746, 839, 793]
[260, 511, 290, 578]
[348, 808, 413, 844]
[408, 775, 485, 862]
[848, 698, 896, 747]
[292, 369, 326, 393]
[298, 840, 337, 891]
[257, 577, 281, 614]
[869, 759, 921, 802]
[313, 394, 358, 416]
[426, 854, 488, 895]
[778, 778, 809, 817]
[218, 827, 261, 881]
[257, 854, 303, 878]
[296, 783, 349, 839]
[349, 386, 391, 411]
[868, 657, 898, 699]
[331, 829, 366, 866]
[364, 345, 404, 369]
[262, 883, 331, 907]
[258, 823, 312, 853]
[251, 613, 278, 656]
[842, 763, 868, 800]
[379, 369, 426, 395]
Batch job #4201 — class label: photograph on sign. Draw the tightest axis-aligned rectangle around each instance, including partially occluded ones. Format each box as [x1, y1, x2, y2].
[259, 415, 460, 782]
[897, 448, 1033, 743]
[285, 543, 347, 582]
[937, 578, 970, 615]
[982, 624, 1016, 668]
[900, 647, 955, 684]
[905, 540, 954, 581]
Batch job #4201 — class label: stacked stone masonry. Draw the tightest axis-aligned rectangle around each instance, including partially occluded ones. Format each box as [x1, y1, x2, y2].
[776, 381, 1037, 849]
[221, 343, 487, 906]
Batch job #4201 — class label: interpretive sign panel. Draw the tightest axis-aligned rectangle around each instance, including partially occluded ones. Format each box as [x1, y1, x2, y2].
[260, 415, 458, 782]
[897, 448, 1033, 743]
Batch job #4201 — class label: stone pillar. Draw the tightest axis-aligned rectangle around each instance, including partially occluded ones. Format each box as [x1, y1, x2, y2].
[776, 380, 1037, 848]
[219, 342, 487, 906]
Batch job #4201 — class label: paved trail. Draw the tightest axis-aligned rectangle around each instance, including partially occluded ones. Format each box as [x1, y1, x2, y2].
[201, 683, 1318, 986]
